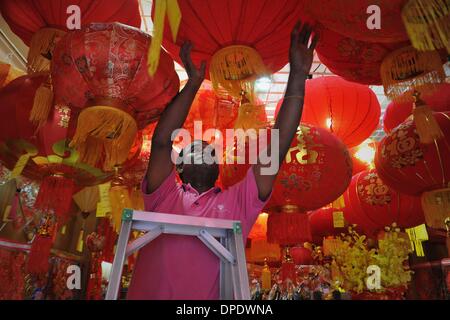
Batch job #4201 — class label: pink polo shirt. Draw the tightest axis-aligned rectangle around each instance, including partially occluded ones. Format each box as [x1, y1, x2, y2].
[127, 167, 269, 300]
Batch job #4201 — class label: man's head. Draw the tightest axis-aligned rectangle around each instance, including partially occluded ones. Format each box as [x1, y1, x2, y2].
[176, 140, 219, 193]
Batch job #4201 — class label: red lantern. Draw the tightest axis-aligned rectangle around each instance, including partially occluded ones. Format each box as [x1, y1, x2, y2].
[0, 74, 141, 223]
[275, 76, 381, 148]
[315, 25, 409, 85]
[383, 83, 450, 134]
[161, 0, 303, 75]
[301, 0, 409, 43]
[51, 23, 180, 171]
[266, 124, 352, 245]
[308, 207, 347, 245]
[343, 169, 425, 237]
[375, 112, 450, 196]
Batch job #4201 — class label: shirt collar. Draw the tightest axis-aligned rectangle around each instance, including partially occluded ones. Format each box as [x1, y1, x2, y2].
[182, 183, 221, 197]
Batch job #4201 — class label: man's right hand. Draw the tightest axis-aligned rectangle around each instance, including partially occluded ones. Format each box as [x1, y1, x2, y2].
[179, 41, 206, 88]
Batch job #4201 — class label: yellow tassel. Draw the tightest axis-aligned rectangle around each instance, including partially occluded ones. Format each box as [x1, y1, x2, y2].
[261, 259, 272, 291]
[380, 46, 445, 102]
[30, 76, 54, 125]
[233, 101, 268, 131]
[148, 0, 181, 76]
[210, 45, 270, 102]
[69, 106, 138, 171]
[402, 0, 450, 53]
[332, 195, 345, 209]
[412, 91, 444, 144]
[421, 188, 450, 229]
[109, 185, 132, 233]
[76, 229, 84, 252]
[130, 187, 145, 211]
[27, 28, 65, 74]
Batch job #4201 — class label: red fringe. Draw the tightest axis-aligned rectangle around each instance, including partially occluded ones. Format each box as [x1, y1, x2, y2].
[27, 235, 53, 275]
[34, 175, 76, 224]
[267, 212, 311, 246]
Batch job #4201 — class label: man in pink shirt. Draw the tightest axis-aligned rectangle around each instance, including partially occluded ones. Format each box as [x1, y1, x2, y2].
[127, 21, 317, 300]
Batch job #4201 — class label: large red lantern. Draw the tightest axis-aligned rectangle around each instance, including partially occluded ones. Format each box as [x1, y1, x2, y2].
[158, 0, 305, 102]
[51, 23, 180, 171]
[308, 207, 347, 245]
[343, 169, 425, 237]
[0, 75, 141, 222]
[375, 112, 450, 230]
[275, 76, 381, 148]
[383, 83, 450, 134]
[266, 124, 352, 245]
[315, 25, 409, 85]
[301, 0, 409, 43]
[0, 0, 141, 124]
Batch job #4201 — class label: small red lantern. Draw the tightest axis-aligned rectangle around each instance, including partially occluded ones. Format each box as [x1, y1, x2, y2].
[383, 83, 450, 134]
[52, 23, 180, 171]
[315, 25, 409, 85]
[301, 0, 409, 43]
[266, 124, 352, 246]
[275, 76, 381, 148]
[290, 246, 314, 265]
[343, 169, 425, 237]
[308, 207, 347, 245]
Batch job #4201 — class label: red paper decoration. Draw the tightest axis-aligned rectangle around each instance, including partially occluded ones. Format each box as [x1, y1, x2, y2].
[343, 169, 425, 237]
[0, 0, 141, 46]
[267, 124, 353, 212]
[308, 207, 347, 245]
[159, 0, 305, 76]
[302, 0, 409, 43]
[375, 112, 450, 196]
[383, 83, 450, 134]
[276, 76, 381, 148]
[290, 246, 313, 265]
[315, 25, 409, 85]
[52, 23, 179, 170]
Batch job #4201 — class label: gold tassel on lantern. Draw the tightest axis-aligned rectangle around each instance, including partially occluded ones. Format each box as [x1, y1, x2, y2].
[69, 105, 138, 171]
[421, 188, 450, 229]
[210, 45, 270, 102]
[261, 258, 272, 291]
[233, 97, 268, 131]
[73, 186, 100, 253]
[130, 186, 145, 211]
[109, 168, 132, 233]
[27, 28, 66, 125]
[412, 91, 444, 144]
[402, 0, 450, 53]
[380, 46, 445, 102]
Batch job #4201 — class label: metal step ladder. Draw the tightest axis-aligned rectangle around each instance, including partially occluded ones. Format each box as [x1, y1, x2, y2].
[105, 208, 250, 300]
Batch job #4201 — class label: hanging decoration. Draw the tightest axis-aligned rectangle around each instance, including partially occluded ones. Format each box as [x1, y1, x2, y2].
[0, 0, 142, 125]
[301, 0, 409, 43]
[157, 0, 305, 102]
[27, 214, 55, 275]
[51, 22, 179, 171]
[308, 207, 347, 245]
[315, 24, 410, 85]
[275, 76, 381, 148]
[246, 213, 281, 263]
[375, 112, 450, 231]
[266, 124, 352, 246]
[343, 169, 425, 238]
[383, 83, 450, 134]
[402, 0, 450, 53]
[380, 45, 446, 102]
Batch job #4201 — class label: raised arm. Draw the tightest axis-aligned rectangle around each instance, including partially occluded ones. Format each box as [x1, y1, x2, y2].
[146, 42, 206, 193]
[253, 22, 318, 200]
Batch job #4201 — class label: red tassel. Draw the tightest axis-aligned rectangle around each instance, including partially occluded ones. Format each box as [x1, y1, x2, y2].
[34, 174, 76, 224]
[267, 211, 311, 246]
